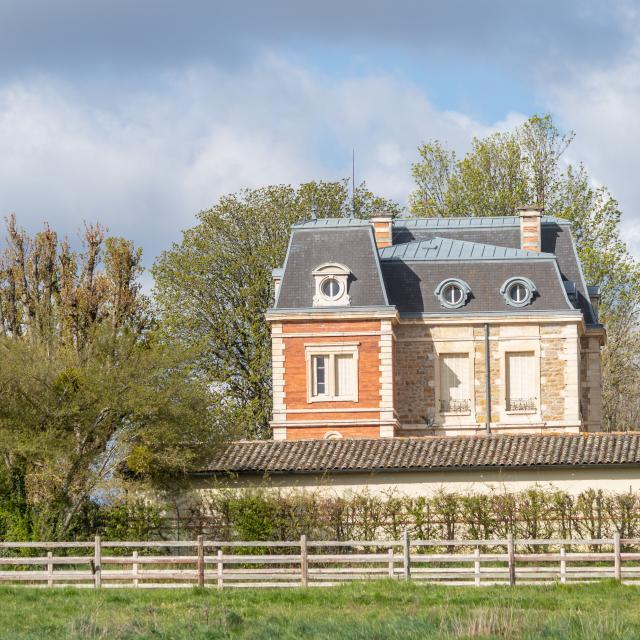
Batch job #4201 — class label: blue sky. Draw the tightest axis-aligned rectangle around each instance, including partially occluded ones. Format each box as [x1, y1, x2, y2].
[1, 0, 640, 271]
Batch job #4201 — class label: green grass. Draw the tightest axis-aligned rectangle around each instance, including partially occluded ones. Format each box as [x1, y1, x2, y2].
[0, 580, 637, 639]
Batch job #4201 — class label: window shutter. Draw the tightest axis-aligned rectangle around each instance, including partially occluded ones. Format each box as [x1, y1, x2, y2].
[335, 354, 355, 397]
[440, 354, 468, 402]
[506, 352, 535, 408]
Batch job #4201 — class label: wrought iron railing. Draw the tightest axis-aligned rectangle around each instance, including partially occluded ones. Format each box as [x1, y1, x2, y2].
[507, 397, 537, 412]
[440, 398, 471, 413]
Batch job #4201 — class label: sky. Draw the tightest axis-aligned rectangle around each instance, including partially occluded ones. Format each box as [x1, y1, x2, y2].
[1, 0, 640, 276]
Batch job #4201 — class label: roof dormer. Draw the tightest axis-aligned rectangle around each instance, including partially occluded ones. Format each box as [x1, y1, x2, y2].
[312, 263, 351, 307]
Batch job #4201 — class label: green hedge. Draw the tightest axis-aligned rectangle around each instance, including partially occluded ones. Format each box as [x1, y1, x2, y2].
[184, 486, 640, 542]
[3, 486, 640, 542]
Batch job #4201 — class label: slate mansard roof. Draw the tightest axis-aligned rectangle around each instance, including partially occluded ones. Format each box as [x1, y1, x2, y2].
[271, 215, 597, 324]
[196, 433, 640, 475]
[393, 216, 596, 323]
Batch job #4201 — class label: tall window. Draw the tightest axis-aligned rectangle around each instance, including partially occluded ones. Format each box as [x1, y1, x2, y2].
[506, 351, 537, 412]
[440, 353, 470, 413]
[312, 355, 328, 396]
[307, 345, 359, 401]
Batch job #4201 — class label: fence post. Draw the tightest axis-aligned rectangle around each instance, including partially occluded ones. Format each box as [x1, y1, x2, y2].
[94, 535, 101, 589]
[507, 534, 515, 587]
[217, 548, 224, 589]
[474, 547, 480, 587]
[403, 528, 411, 581]
[47, 551, 53, 588]
[560, 546, 566, 584]
[197, 535, 205, 588]
[388, 547, 394, 579]
[132, 550, 139, 588]
[300, 534, 308, 587]
[614, 531, 622, 581]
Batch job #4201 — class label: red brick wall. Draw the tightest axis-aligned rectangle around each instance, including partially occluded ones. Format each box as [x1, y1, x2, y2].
[287, 426, 379, 440]
[280, 319, 384, 439]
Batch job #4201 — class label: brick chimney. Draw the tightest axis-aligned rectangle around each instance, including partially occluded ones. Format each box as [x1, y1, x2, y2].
[372, 212, 394, 249]
[518, 205, 543, 252]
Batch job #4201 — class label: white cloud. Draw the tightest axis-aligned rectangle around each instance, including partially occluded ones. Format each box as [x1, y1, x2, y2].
[545, 35, 640, 255]
[0, 56, 517, 265]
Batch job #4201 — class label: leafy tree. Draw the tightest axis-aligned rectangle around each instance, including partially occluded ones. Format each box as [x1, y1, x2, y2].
[0, 217, 216, 539]
[153, 180, 400, 440]
[410, 115, 640, 430]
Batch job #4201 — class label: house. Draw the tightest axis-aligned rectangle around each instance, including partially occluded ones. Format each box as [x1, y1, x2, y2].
[268, 207, 603, 439]
[190, 208, 635, 498]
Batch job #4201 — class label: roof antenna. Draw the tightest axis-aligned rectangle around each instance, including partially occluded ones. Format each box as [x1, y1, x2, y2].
[350, 148, 355, 218]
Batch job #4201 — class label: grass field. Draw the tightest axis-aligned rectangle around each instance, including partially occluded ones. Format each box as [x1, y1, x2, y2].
[0, 580, 638, 639]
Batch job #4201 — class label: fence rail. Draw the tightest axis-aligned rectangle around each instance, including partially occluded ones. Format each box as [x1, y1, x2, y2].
[1, 531, 638, 588]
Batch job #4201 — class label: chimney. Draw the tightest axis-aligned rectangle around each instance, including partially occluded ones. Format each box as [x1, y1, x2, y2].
[588, 285, 600, 320]
[372, 211, 394, 249]
[518, 205, 543, 252]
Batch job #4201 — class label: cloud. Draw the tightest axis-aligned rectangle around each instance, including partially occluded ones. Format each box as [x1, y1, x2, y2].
[2, 1, 639, 265]
[0, 56, 516, 265]
[0, 0, 631, 80]
[544, 24, 640, 254]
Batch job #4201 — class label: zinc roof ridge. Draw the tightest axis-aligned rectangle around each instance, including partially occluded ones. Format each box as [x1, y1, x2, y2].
[378, 236, 556, 261]
[394, 215, 565, 228]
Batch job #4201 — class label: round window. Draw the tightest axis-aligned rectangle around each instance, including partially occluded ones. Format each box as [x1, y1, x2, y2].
[435, 278, 471, 309]
[508, 282, 529, 304]
[501, 277, 536, 307]
[321, 277, 341, 299]
[443, 283, 464, 306]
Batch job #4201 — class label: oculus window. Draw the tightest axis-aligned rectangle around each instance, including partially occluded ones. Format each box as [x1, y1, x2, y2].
[434, 278, 471, 309]
[312, 263, 351, 307]
[500, 277, 537, 307]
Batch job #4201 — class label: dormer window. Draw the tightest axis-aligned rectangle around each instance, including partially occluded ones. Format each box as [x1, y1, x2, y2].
[322, 278, 341, 299]
[313, 263, 351, 307]
[501, 277, 536, 307]
[435, 278, 471, 309]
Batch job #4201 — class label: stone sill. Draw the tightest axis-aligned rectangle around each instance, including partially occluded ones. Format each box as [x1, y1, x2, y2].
[440, 412, 472, 417]
[308, 396, 358, 403]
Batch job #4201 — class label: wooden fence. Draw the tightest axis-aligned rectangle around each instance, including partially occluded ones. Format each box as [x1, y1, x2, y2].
[1, 531, 639, 588]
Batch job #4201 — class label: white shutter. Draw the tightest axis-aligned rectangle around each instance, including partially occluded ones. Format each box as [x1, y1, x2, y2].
[440, 354, 468, 405]
[334, 354, 355, 398]
[506, 352, 535, 408]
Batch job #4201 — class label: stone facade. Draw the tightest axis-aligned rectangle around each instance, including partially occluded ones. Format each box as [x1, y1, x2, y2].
[580, 334, 604, 431]
[392, 318, 592, 436]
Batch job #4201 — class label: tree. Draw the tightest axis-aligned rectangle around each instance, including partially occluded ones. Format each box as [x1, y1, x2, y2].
[152, 180, 400, 440]
[0, 217, 215, 539]
[410, 115, 640, 430]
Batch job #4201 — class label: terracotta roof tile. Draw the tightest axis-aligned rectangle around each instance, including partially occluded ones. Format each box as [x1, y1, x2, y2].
[196, 433, 640, 475]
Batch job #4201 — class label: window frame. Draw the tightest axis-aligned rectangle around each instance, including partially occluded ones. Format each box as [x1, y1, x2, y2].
[497, 340, 542, 423]
[312, 263, 351, 307]
[438, 352, 472, 415]
[434, 347, 475, 423]
[305, 343, 359, 403]
[434, 278, 471, 309]
[500, 276, 537, 308]
[505, 350, 538, 414]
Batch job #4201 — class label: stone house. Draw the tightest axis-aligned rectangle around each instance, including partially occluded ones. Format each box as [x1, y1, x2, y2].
[189, 209, 640, 498]
[268, 208, 604, 440]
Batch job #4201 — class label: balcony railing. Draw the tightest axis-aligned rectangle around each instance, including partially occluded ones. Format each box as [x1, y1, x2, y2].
[440, 398, 470, 413]
[507, 397, 537, 412]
